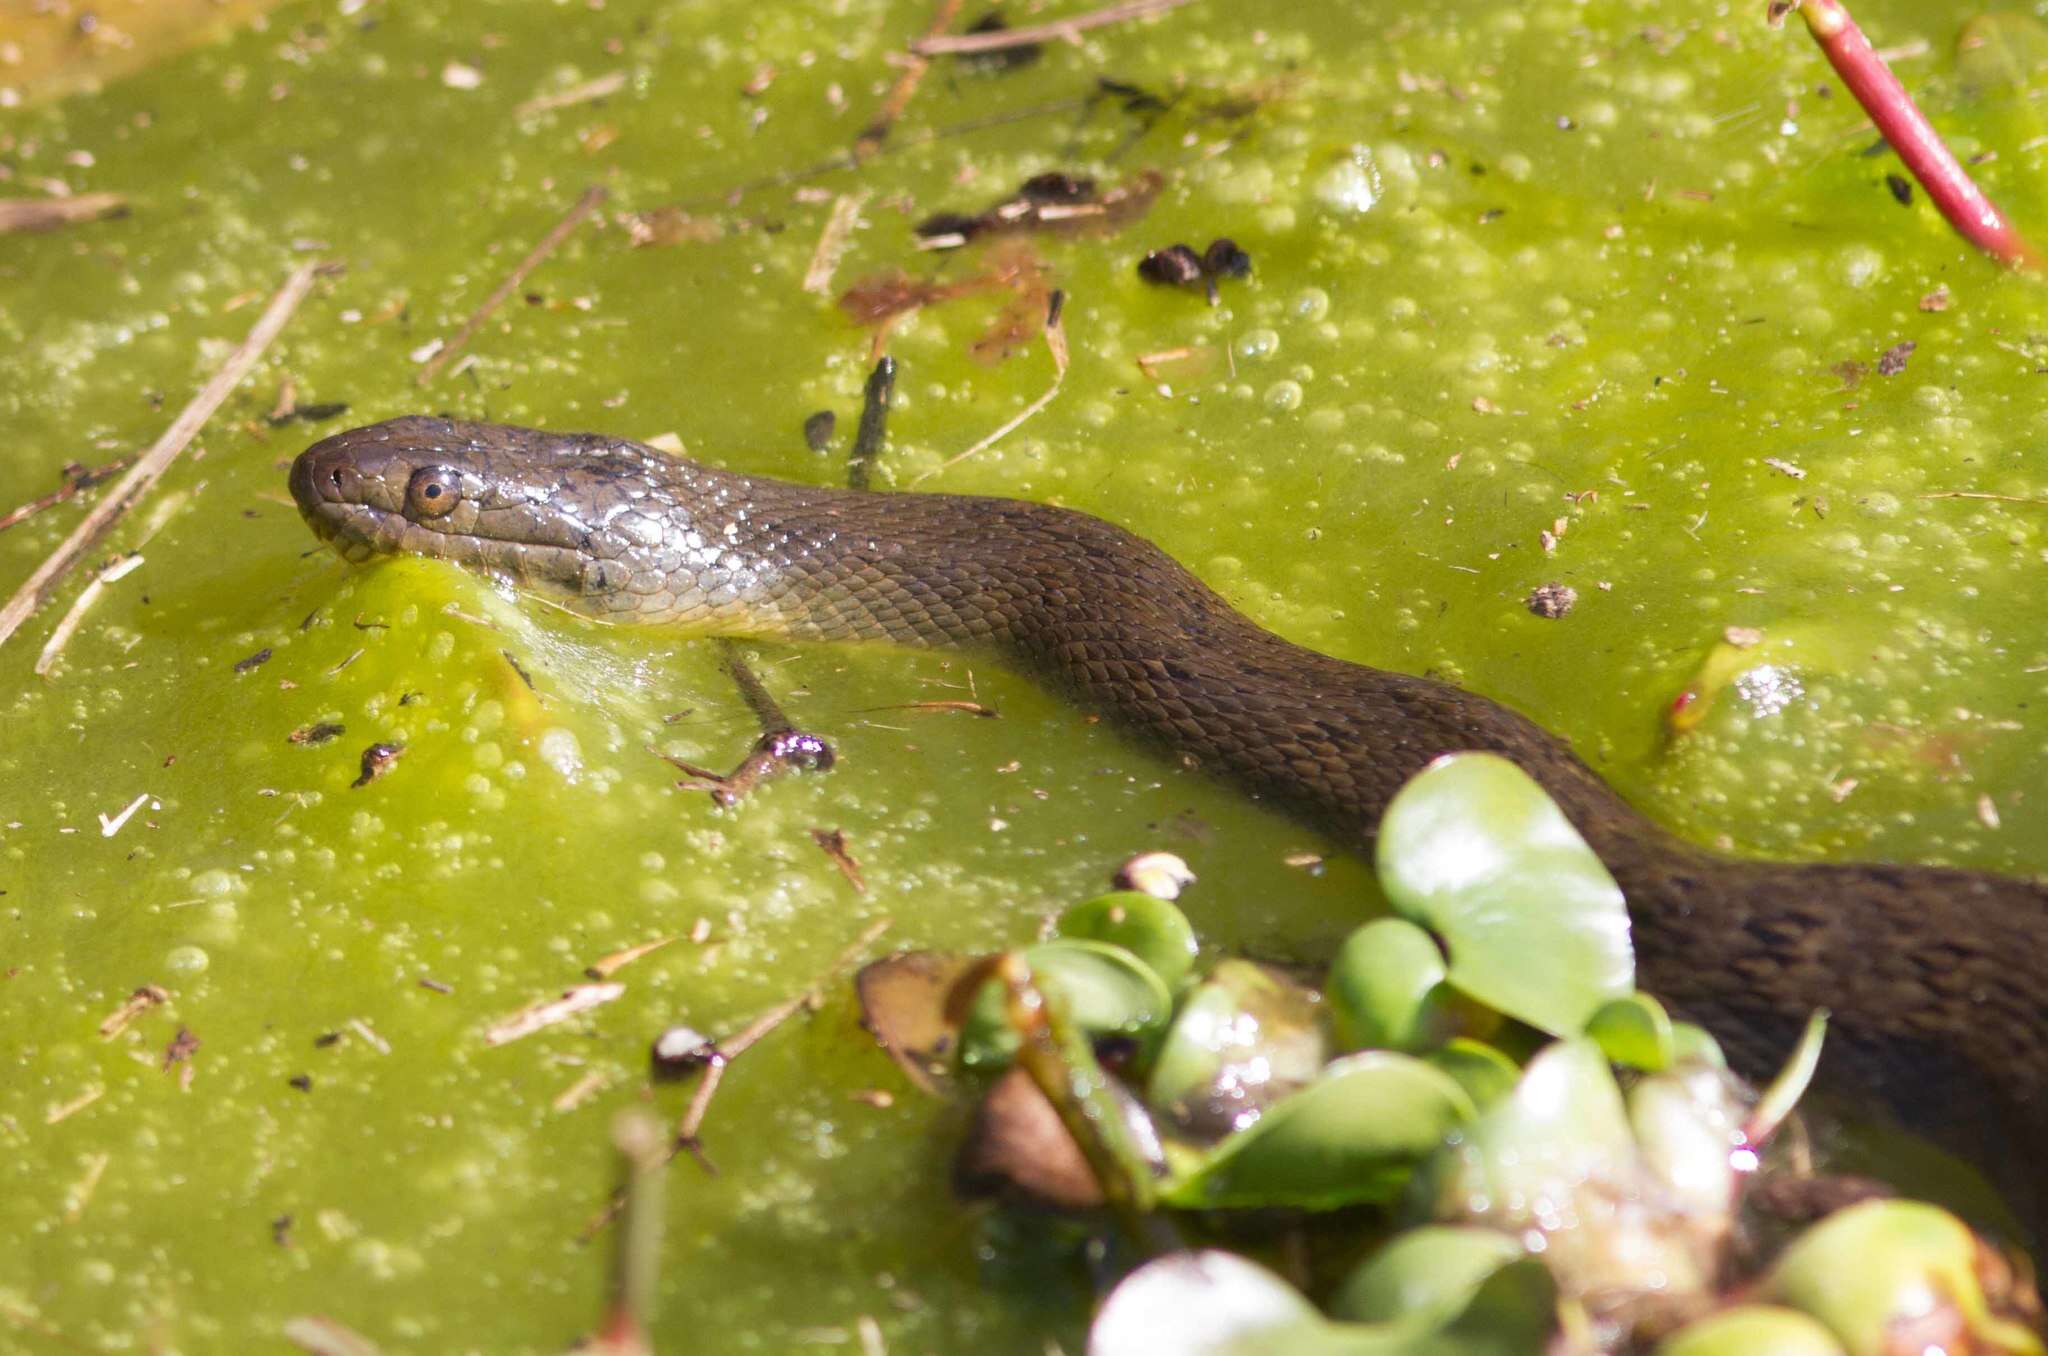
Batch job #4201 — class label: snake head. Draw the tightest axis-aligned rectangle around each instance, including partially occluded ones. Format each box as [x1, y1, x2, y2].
[290, 415, 698, 609]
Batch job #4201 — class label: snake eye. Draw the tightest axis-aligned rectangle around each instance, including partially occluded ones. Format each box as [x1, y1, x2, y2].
[405, 466, 461, 520]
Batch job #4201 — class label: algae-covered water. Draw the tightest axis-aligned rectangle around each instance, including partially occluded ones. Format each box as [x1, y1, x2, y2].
[4, 0, 2047, 1350]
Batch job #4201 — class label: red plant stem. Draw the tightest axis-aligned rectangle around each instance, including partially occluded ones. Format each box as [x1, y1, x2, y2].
[1795, 0, 2041, 270]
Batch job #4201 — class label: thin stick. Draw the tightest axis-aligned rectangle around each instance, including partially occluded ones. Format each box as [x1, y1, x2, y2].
[579, 917, 893, 1241]
[856, 0, 963, 156]
[674, 915, 894, 1146]
[911, 0, 1195, 56]
[911, 290, 1068, 486]
[800, 191, 869, 296]
[0, 193, 127, 233]
[35, 552, 143, 677]
[1919, 490, 2048, 506]
[0, 456, 131, 534]
[1783, 0, 2041, 269]
[416, 186, 608, 385]
[0, 262, 325, 654]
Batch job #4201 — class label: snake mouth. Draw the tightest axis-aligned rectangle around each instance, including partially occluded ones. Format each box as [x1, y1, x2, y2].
[289, 442, 408, 564]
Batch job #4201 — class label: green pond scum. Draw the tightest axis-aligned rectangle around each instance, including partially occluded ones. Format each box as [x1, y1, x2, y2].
[2, 0, 2047, 1350]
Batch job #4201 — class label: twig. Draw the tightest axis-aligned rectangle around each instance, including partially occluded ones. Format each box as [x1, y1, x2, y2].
[514, 71, 626, 118]
[911, 0, 1196, 55]
[483, 983, 625, 1047]
[911, 290, 1068, 485]
[35, 552, 143, 677]
[676, 917, 891, 1143]
[1781, 0, 2041, 269]
[1919, 489, 2048, 506]
[580, 918, 892, 1240]
[856, 0, 963, 156]
[0, 193, 127, 233]
[0, 456, 131, 534]
[415, 186, 608, 385]
[800, 191, 869, 296]
[586, 1113, 665, 1356]
[0, 261, 326, 654]
[848, 357, 897, 491]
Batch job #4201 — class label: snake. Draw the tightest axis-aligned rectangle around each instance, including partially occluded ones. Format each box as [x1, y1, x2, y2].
[290, 415, 2048, 1243]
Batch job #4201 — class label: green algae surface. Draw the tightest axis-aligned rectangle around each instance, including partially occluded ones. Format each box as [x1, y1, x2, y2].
[4, 0, 2048, 1350]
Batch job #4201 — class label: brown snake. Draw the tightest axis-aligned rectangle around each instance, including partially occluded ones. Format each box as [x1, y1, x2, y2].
[291, 415, 2048, 1243]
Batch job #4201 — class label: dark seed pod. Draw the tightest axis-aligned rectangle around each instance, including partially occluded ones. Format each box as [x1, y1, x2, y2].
[1137, 244, 1204, 286]
[1202, 237, 1252, 279]
[1018, 171, 1097, 205]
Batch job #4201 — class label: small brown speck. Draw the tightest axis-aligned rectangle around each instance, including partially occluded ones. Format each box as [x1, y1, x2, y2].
[161, 1026, 200, 1072]
[288, 722, 345, 746]
[233, 646, 273, 674]
[1918, 286, 1951, 313]
[288, 1074, 312, 1092]
[350, 742, 403, 789]
[1527, 583, 1578, 619]
[1877, 340, 1916, 376]
[1884, 173, 1912, 206]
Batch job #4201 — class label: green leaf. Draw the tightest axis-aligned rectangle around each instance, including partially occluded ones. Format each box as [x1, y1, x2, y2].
[1088, 1249, 1558, 1356]
[1145, 959, 1328, 1139]
[1747, 1009, 1825, 1143]
[1161, 1052, 1474, 1210]
[1765, 1201, 2046, 1356]
[958, 940, 1172, 1068]
[1058, 891, 1200, 992]
[1375, 753, 1633, 1035]
[1327, 918, 1450, 1053]
[1420, 1039, 1714, 1301]
[1328, 1225, 1526, 1325]
[1422, 1038, 1522, 1111]
[1668, 1021, 1726, 1070]
[1654, 1306, 1846, 1356]
[1087, 1250, 1329, 1356]
[1585, 991, 1674, 1070]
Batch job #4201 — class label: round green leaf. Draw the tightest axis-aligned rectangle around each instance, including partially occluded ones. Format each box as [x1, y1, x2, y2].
[1765, 1201, 2046, 1356]
[1423, 1038, 1522, 1112]
[1328, 1226, 1525, 1325]
[1161, 1052, 1474, 1210]
[1058, 891, 1200, 992]
[1146, 959, 1327, 1139]
[1374, 753, 1633, 1035]
[1586, 991, 1674, 1071]
[958, 940, 1173, 1068]
[1327, 918, 1450, 1053]
[1668, 1022, 1726, 1070]
[1088, 1251, 1326, 1356]
[1654, 1306, 1846, 1356]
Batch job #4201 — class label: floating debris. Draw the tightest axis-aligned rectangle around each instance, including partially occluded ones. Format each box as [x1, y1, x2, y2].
[288, 722, 346, 746]
[1115, 851, 1195, 901]
[651, 1025, 719, 1076]
[97, 984, 169, 1039]
[484, 984, 625, 1047]
[233, 646, 274, 674]
[350, 742, 404, 789]
[1137, 237, 1252, 304]
[586, 936, 675, 981]
[1527, 583, 1578, 619]
[913, 169, 1163, 249]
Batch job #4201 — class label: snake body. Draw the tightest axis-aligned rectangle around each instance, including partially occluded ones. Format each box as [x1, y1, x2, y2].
[291, 416, 2048, 1239]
